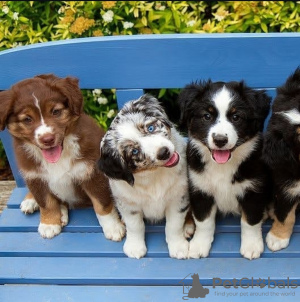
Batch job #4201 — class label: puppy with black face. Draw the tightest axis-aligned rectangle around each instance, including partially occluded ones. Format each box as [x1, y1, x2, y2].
[264, 67, 300, 252]
[98, 94, 190, 259]
[178, 80, 271, 260]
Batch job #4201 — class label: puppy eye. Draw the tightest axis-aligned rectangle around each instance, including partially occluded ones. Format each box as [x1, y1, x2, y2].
[203, 113, 212, 121]
[232, 114, 240, 122]
[52, 109, 62, 116]
[147, 124, 156, 133]
[132, 148, 139, 155]
[23, 117, 33, 125]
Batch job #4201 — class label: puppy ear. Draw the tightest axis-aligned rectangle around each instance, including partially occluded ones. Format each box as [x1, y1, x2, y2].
[0, 90, 13, 131]
[35, 74, 83, 116]
[178, 80, 212, 128]
[54, 76, 83, 116]
[98, 142, 135, 186]
[263, 117, 296, 168]
[238, 81, 271, 132]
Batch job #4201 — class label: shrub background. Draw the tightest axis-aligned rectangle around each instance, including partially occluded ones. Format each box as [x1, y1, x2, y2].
[0, 1, 300, 167]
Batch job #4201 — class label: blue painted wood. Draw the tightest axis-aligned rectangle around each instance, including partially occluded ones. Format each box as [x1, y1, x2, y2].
[0, 130, 25, 187]
[1, 208, 286, 233]
[6, 187, 27, 209]
[1, 257, 300, 285]
[0, 34, 299, 90]
[116, 89, 144, 109]
[0, 286, 298, 302]
[1, 33, 300, 297]
[1, 232, 300, 258]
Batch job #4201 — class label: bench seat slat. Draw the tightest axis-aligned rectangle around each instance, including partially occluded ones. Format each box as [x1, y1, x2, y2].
[4, 207, 300, 233]
[0, 208, 279, 233]
[0, 232, 300, 258]
[0, 257, 300, 285]
[0, 285, 298, 302]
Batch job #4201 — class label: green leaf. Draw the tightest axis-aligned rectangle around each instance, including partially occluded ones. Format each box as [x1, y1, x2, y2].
[261, 23, 268, 33]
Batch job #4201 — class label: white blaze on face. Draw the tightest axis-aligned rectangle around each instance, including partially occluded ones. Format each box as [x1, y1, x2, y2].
[278, 109, 300, 124]
[208, 86, 238, 150]
[32, 93, 54, 143]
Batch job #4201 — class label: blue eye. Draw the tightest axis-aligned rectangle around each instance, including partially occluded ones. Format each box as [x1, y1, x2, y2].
[147, 124, 155, 133]
[132, 148, 139, 155]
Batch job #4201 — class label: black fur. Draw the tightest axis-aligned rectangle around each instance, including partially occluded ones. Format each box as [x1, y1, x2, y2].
[98, 145, 134, 186]
[179, 80, 271, 226]
[263, 67, 300, 223]
[98, 94, 173, 187]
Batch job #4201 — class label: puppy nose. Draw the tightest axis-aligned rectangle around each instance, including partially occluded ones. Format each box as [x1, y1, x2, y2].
[40, 134, 55, 146]
[157, 147, 170, 160]
[213, 134, 228, 148]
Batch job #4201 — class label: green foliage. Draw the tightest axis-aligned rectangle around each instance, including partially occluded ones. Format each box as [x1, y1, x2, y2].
[1, 1, 300, 164]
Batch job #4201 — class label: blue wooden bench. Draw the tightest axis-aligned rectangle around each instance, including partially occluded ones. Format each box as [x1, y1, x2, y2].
[1, 33, 300, 301]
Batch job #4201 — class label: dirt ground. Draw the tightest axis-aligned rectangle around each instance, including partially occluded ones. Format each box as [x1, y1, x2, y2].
[0, 164, 16, 214]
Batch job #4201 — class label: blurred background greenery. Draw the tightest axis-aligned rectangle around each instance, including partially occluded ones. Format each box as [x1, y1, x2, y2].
[0, 1, 300, 173]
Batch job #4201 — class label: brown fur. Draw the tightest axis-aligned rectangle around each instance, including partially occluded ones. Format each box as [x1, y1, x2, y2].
[0, 74, 114, 227]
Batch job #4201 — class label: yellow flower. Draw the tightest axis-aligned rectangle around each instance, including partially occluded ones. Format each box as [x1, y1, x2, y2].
[202, 21, 212, 32]
[93, 29, 104, 37]
[61, 9, 75, 24]
[102, 1, 116, 9]
[70, 17, 95, 35]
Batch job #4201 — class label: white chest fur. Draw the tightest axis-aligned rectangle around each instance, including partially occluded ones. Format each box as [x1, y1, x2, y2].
[22, 135, 91, 206]
[189, 136, 260, 215]
[111, 161, 187, 221]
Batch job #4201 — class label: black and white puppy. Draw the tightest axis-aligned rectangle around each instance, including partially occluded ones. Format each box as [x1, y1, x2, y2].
[178, 80, 271, 260]
[264, 67, 300, 252]
[98, 94, 190, 259]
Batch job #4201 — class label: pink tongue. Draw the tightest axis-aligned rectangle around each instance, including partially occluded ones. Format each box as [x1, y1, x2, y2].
[164, 152, 180, 168]
[212, 150, 231, 164]
[41, 145, 62, 163]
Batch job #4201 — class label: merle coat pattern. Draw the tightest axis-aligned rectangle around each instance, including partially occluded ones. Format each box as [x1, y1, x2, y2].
[98, 95, 190, 259]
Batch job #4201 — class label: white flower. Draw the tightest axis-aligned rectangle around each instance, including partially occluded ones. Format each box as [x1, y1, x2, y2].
[2, 6, 9, 14]
[102, 10, 114, 23]
[107, 109, 115, 118]
[187, 20, 196, 27]
[11, 42, 23, 48]
[155, 4, 165, 11]
[58, 6, 65, 14]
[97, 97, 108, 105]
[123, 21, 134, 29]
[92, 89, 102, 96]
[12, 12, 19, 20]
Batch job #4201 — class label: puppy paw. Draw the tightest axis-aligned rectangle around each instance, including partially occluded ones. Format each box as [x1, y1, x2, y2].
[38, 223, 61, 239]
[60, 205, 69, 227]
[123, 239, 147, 259]
[184, 222, 195, 239]
[20, 198, 39, 214]
[103, 222, 126, 242]
[240, 237, 264, 260]
[266, 231, 290, 252]
[97, 212, 126, 241]
[188, 237, 212, 258]
[168, 238, 189, 259]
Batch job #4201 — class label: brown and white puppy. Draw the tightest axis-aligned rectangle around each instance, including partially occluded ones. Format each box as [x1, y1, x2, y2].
[0, 74, 125, 240]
